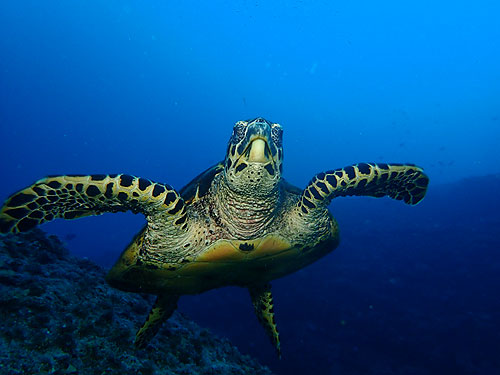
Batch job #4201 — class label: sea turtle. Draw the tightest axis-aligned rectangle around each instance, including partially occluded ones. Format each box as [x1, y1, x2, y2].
[0, 117, 429, 356]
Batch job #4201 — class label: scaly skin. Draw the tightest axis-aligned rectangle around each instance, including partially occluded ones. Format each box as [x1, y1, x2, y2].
[0, 117, 429, 356]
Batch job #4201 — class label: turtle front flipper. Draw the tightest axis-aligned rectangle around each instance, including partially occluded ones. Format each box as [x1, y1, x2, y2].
[0, 174, 187, 234]
[249, 284, 281, 358]
[135, 294, 179, 348]
[298, 163, 429, 213]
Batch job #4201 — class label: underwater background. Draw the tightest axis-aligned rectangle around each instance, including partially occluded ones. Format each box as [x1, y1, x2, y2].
[0, 1, 499, 374]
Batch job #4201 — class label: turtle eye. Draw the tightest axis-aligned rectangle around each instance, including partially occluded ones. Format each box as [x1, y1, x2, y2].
[271, 126, 283, 147]
[232, 123, 246, 144]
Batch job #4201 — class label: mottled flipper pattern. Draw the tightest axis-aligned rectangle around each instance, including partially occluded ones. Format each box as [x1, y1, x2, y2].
[299, 163, 429, 214]
[0, 174, 187, 233]
[249, 284, 281, 358]
[135, 294, 179, 348]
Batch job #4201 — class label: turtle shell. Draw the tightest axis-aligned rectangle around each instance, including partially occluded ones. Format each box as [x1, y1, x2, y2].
[105, 163, 339, 295]
[106, 228, 338, 295]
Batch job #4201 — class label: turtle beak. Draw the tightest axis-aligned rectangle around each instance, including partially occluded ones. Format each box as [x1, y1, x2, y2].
[238, 135, 273, 165]
[247, 138, 271, 163]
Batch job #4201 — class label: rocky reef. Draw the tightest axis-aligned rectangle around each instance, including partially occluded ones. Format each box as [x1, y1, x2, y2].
[0, 229, 273, 375]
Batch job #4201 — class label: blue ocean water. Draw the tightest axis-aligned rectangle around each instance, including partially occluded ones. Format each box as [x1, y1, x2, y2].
[1, 1, 499, 374]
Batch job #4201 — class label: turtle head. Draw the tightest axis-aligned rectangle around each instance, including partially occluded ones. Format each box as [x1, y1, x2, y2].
[224, 117, 283, 196]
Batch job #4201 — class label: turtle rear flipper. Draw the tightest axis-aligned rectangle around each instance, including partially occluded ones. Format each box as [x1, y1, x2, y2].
[299, 163, 429, 214]
[135, 294, 179, 349]
[249, 284, 281, 358]
[0, 174, 187, 233]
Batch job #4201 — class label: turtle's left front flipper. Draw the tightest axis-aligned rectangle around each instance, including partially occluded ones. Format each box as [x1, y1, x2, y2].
[298, 163, 429, 213]
[0, 174, 186, 233]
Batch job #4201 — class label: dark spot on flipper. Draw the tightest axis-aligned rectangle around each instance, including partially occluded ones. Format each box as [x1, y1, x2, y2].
[239, 242, 255, 251]
[32, 186, 45, 196]
[164, 192, 176, 206]
[138, 178, 152, 191]
[27, 202, 37, 210]
[120, 175, 135, 187]
[4, 207, 30, 219]
[47, 180, 62, 189]
[17, 217, 38, 232]
[86, 185, 101, 197]
[317, 172, 326, 180]
[174, 215, 187, 225]
[76, 184, 84, 193]
[310, 187, 323, 200]
[344, 166, 355, 179]
[378, 163, 389, 170]
[105, 183, 114, 198]
[168, 200, 184, 215]
[325, 174, 337, 188]
[91, 174, 106, 181]
[304, 189, 312, 199]
[357, 163, 371, 174]
[117, 192, 128, 201]
[380, 173, 389, 182]
[28, 211, 44, 219]
[302, 197, 316, 209]
[7, 193, 37, 207]
[401, 191, 411, 203]
[412, 187, 426, 196]
[415, 177, 429, 187]
[152, 184, 165, 197]
[315, 181, 329, 194]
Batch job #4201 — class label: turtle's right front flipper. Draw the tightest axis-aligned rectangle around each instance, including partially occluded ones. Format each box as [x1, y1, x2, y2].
[0, 174, 187, 233]
[298, 163, 429, 215]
